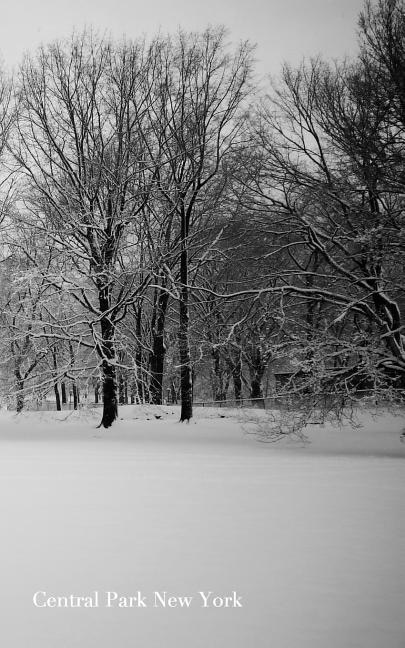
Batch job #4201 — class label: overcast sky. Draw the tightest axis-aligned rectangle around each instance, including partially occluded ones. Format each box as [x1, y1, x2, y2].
[1, 0, 365, 79]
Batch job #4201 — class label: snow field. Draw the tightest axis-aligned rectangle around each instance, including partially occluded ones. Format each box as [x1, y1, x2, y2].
[0, 406, 403, 647]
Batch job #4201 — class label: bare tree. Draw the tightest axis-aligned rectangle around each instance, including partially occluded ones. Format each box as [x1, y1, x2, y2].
[142, 28, 253, 420]
[14, 33, 157, 426]
[230, 3, 405, 428]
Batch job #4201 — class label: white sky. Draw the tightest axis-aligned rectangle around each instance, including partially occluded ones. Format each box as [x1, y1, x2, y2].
[1, 0, 365, 79]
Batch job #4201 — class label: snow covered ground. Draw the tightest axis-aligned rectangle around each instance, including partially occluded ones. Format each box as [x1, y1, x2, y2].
[0, 405, 404, 648]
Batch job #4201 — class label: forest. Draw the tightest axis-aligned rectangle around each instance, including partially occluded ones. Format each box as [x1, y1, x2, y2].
[0, 0, 404, 429]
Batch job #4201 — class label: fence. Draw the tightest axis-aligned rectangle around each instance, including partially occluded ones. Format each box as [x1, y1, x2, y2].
[6, 401, 100, 412]
[5, 389, 402, 412]
[192, 391, 392, 410]
[194, 396, 270, 408]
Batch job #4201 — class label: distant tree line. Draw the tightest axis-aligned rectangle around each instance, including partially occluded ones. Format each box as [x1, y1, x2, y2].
[0, 0, 403, 430]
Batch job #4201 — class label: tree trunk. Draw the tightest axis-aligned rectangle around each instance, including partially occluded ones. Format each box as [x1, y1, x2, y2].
[68, 341, 79, 410]
[118, 372, 125, 405]
[61, 381, 67, 405]
[72, 382, 78, 410]
[232, 353, 243, 402]
[250, 377, 264, 400]
[211, 347, 229, 401]
[52, 349, 61, 411]
[249, 347, 266, 408]
[171, 382, 178, 404]
[150, 287, 169, 405]
[98, 316, 118, 428]
[117, 351, 129, 405]
[118, 374, 128, 405]
[54, 384, 61, 411]
[15, 368, 24, 413]
[134, 303, 146, 403]
[178, 219, 193, 421]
